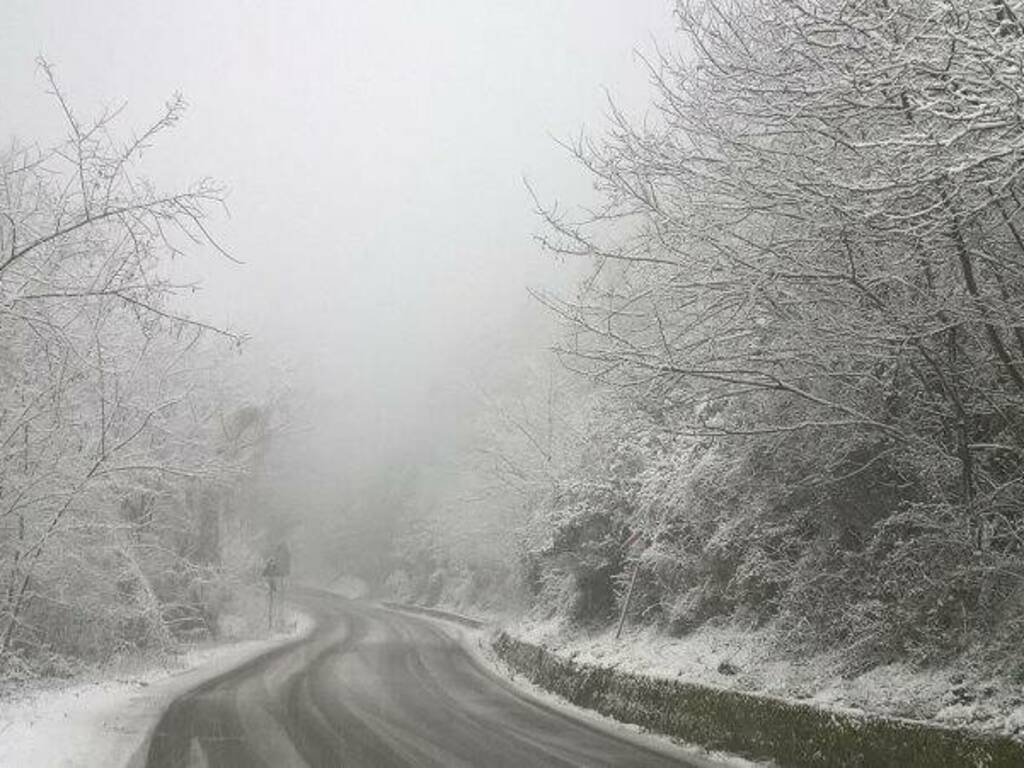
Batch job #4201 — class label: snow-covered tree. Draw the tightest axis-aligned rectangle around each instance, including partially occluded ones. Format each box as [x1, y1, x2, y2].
[523, 0, 1024, 656]
[0, 63, 266, 661]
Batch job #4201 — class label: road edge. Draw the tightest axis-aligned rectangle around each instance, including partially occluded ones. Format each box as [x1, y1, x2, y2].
[117, 609, 316, 768]
[378, 601, 751, 767]
[382, 602, 1024, 768]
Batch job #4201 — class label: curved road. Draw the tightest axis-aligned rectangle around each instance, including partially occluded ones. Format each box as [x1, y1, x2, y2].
[144, 587, 703, 768]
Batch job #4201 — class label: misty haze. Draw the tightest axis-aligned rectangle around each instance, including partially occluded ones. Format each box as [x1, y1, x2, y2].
[4, 2, 1024, 767]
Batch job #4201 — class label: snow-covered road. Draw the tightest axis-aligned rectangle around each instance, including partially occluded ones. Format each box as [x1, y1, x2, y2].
[142, 587, 707, 768]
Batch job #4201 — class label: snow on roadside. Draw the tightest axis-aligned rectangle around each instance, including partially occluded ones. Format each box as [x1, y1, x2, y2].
[509, 616, 1024, 741]
[0, 609, 314, 768]
[388, 603, 764, 768]
[473, 630, 766, 768]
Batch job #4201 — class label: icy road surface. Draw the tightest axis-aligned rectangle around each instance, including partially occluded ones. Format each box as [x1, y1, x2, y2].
[143, 587, 703, 768]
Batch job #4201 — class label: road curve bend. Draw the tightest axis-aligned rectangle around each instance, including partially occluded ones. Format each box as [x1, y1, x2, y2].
[144, 587, 705, 768]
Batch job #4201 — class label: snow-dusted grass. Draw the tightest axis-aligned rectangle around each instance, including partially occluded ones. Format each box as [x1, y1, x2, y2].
[510, 617, 1024, 740]
[0, 607, 313, 768]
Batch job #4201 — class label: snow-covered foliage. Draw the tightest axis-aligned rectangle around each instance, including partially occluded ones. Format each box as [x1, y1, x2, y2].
[0, 65, 278, 669]
[387, 0, 1024, 696]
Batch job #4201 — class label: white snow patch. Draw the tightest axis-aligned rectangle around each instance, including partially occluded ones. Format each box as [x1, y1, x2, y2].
[0, 609, 314, 768]
[323, 574, 369, 599]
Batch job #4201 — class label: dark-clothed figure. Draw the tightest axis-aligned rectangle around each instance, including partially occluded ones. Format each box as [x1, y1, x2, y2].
[262, 542, 291, 630]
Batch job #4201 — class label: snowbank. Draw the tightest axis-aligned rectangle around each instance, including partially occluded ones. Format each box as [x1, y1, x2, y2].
[0, 610, 314, 768]
[511, 617, 1024, 740]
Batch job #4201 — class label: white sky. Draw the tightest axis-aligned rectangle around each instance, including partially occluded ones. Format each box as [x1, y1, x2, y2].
[3, 0, 677, 461]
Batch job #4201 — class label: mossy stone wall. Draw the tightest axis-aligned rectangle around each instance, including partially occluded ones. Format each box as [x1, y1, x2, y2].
[492, 632, 1024, 768]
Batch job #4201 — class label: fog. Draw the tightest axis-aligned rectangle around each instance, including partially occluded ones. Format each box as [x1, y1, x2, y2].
[2, 1, 675, 567]
[8, 7, 1024, 760]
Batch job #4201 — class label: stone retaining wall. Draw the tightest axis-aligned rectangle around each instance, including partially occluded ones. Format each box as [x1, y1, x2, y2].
[493, 632, 1024, 768]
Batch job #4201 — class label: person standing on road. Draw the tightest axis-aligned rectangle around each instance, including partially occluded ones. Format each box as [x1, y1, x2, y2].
[261, 541, 291, 630]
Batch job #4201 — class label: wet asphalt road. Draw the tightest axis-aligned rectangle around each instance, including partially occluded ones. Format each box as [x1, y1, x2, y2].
[143, 587, 700, 768]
